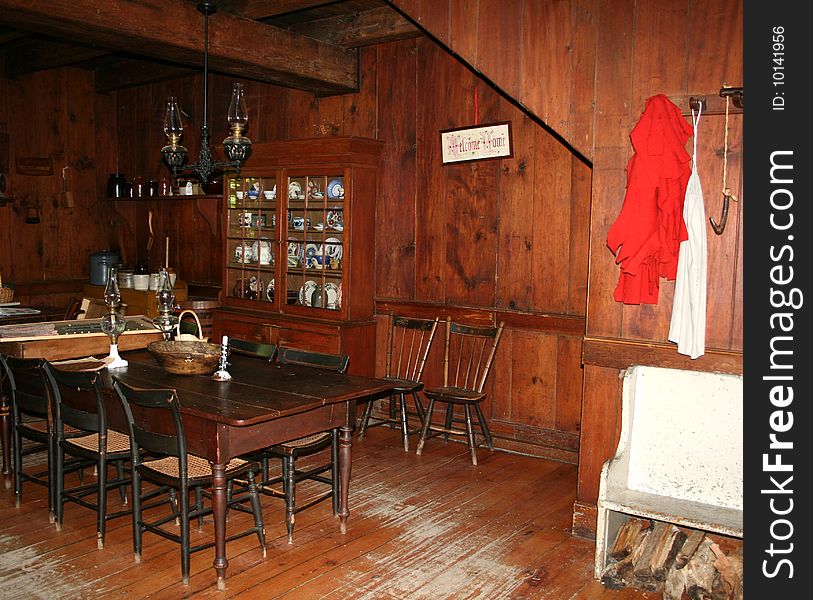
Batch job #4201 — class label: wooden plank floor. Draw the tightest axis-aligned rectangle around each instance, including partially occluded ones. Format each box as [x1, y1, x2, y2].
[0, 427, 655, 599]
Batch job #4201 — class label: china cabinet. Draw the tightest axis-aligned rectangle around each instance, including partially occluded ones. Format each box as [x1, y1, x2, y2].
[212, 137, 382, 376]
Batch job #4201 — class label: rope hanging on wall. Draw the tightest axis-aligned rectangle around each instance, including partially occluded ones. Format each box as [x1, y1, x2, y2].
[710, 91, 739, 235]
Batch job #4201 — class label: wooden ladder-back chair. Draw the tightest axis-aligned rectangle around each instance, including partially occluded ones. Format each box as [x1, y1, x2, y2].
[358, 314, 439, 451]
[416, 318, 505, 465]
[255, 346, 349, 543]
[111, 377, 266, 585]
[42, 361, 131, 548]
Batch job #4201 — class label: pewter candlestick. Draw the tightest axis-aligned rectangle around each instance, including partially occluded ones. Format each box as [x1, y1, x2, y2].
[212, 335, 232, 381]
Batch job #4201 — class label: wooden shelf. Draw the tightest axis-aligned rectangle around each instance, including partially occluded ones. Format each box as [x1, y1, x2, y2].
[102, 194, 221, 201]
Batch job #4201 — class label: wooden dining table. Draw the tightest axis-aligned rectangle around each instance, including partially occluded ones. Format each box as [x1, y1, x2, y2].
[5, 348, 393, 590]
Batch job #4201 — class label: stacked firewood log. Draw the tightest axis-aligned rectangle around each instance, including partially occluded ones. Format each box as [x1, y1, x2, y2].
[600, 518, 743, 599]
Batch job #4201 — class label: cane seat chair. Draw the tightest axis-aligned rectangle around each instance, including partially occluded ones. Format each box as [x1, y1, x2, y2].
[254, 346, 349, 543]
[1, 354, 54, 515]
[42, 361, 131, 548]
[358, 314, 439, 451]
[112, 378, 266, 585]
[416, 318, 505, 465]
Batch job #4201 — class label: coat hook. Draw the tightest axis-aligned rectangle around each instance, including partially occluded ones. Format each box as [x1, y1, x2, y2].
[710, 188, 735, 235]
[689, 97, 706, 113]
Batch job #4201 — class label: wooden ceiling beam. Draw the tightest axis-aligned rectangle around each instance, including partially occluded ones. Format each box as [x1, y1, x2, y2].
[217, 0, 337, 19]
[94, 58, 199, 93]
[289, 6, 420, 47]
[0, 0, 358, 95]
[3, 38, 113, 77]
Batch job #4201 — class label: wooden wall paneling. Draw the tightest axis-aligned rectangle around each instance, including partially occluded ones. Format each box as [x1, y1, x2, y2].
[505, 329, 557, 430]
[730, 165, 743, 349]
[443, 158, 499, 306]
[555, 334, 584, 435]
[575, 365, 622, 506]
[683, 0, 742, 351]
[567, 156, 590, 315]
[494, 113, 534, 312]
[7, 72, 52, 282]
[62, 68, 106, 281]
[375, 40, 417, 300]
[584, 151, 625, 338]
[341, 46, 378, 138]
[521, 0, 573, 141]
[443, 73, 499, 308]
[531, 124, 572, 315]
[42, 69, 70, 280]
[630, 0, 689, 108]
[315, 90, 345, 137]
[476, 0, 522, 102]
[569, 0, 598, 156]
[695, 115, 740, 349]
[582, 0, 635, 340]
[414, 39, 449, 303]
[448, 0, 477, 63]
[617, 0, 690, 343]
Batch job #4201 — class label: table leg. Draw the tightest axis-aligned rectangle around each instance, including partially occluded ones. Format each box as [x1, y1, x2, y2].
[1, 391, 11, 489]
[210, 461, 228, 590]
[338, 423, 353, 534]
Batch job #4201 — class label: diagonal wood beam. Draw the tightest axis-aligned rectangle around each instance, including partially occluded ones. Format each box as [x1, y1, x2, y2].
[0, 0, 358, 95]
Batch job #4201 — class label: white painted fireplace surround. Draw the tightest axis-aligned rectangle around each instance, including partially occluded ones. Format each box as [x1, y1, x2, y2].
[594, 365, 743, 578]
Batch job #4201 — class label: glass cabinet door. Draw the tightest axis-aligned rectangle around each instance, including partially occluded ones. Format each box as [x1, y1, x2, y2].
[284, 174, 344, 311]
[225, 175, 277, 305]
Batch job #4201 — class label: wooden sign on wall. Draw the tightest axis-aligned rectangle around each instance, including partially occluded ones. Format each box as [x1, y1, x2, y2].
[440, 121, 513, 165]
[16, 156, 53, 176]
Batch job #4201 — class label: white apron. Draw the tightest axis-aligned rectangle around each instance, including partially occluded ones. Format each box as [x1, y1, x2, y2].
[668, 107, 708, 359]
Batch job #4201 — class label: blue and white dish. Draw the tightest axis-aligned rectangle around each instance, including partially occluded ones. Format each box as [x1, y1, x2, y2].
[326, 179, 344, 199]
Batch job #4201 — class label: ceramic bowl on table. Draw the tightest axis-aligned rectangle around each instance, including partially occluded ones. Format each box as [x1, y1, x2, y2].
[147, 340, 221, 375]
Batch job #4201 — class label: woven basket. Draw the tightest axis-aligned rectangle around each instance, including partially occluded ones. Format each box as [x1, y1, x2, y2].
[0, 274, 13, 303]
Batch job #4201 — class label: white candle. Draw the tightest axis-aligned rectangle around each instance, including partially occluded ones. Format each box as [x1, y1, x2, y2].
[165, 236, 170, 268]
[222, 335, 229, 346]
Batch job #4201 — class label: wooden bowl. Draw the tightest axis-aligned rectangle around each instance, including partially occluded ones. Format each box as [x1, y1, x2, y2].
[147, 340, 220, 375]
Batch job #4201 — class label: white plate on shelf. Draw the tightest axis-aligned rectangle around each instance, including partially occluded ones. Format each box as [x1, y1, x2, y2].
[305, 243, 319, 258]
[299, 280, 318, 306]
[324, 283, 340, 309]
[322, 237, 343, 262]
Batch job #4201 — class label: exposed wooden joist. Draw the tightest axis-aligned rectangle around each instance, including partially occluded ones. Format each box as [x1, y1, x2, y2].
[2, 38, 112, 77]
[94, 58, 198, 93]
[218, 0, 336, 19]
[289, 6, 420, 47]
[0, 0, 359, 95]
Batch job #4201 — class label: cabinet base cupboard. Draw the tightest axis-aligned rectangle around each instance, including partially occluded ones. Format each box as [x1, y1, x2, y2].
[211, 137, 383, 376]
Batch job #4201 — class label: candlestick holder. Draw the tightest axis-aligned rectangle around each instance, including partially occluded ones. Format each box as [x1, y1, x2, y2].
[100, 266, 128, 369]
[211, 335, 232, 381]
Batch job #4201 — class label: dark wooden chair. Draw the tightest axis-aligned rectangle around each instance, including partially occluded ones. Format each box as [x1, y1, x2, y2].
[416, 318, 505, 465]
[63, 295, 85, 320]
[358, 313, 440, 451]
[111, 377, 266, 585]
[228, 336, 277, 360]
[42, 361, 131, 548]
[256, 346, 349, 543]
[0, 354, 54, 517]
